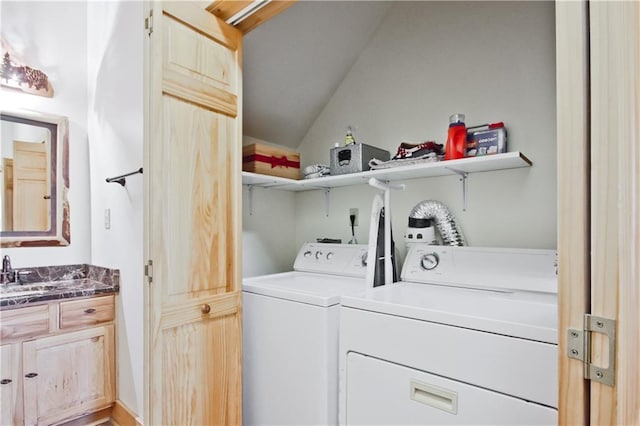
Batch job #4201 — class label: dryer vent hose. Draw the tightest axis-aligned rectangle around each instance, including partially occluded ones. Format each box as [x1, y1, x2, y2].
[408, 200, 466, 246]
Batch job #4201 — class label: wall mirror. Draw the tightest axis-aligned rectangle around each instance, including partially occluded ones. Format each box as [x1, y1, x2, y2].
[0, 109, 69, 247]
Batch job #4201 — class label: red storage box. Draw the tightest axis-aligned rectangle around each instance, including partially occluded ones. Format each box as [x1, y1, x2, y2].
[242, 143, 300, 180]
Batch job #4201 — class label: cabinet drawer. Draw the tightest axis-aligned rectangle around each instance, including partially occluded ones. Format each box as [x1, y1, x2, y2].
[0, 305, 50, 341]
[346, 352, 557, 425]
[59, 296, 114, 329]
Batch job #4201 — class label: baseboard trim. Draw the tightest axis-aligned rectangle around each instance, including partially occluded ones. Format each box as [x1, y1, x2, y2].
[112, 399, 142, 426]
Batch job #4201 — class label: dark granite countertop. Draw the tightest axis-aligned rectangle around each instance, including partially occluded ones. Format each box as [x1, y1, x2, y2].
[0, 264, 119, 309]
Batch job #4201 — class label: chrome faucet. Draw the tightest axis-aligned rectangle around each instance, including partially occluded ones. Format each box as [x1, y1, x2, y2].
[1, 255, 13, 285]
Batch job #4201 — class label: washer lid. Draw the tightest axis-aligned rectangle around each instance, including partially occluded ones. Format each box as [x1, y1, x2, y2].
[341, 282, 558, 343]
[243, 271, 366, 307]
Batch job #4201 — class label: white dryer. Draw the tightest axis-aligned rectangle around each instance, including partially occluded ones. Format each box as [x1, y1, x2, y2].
[339, 244, 558, 425]
[243, 243, 368, 426]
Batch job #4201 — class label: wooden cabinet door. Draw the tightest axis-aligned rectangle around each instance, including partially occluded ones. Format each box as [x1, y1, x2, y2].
[0, 343, 21, 425]
[22, 325, 115, 426]
[13, 141, 49, 231]
[145, 2, 242, 425]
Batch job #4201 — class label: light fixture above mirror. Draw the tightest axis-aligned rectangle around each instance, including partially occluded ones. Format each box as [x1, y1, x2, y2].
[1, 38, 54, 97]
[1, 109, 69, 247]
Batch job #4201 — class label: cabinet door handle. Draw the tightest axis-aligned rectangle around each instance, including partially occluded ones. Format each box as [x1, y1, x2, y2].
[25, 373, 38, 378]
[0, 379, 12, 384]
[84, 308, 96, 314]
[201, 304, 211, 314]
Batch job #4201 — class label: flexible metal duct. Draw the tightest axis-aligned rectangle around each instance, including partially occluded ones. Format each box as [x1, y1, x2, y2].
[408, 200, 466, 246]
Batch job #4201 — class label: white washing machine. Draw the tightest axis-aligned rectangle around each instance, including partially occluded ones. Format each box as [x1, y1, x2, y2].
[339, 244, 558, 425]
[243, 243, 368, 426]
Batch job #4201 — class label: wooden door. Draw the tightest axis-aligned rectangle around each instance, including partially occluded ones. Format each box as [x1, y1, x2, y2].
[145, 2, 243, 425]
[2, 158, 14, 230]
[589, 1, 640, 423]
[13, 141, 49, 231]
[557, 1, 640, 424]
[22, 325, 115, 425]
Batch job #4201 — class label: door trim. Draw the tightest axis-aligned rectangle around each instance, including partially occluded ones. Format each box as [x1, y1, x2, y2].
[556, 1, 590, 423]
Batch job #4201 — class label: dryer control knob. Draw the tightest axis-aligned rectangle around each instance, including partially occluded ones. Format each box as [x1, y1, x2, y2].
[326, 252, 334, 260]
[315, 251, 323, 260]
[361, 252, 368, 267]
[420, 253, 440, 270]
[304, 251, 312, 258]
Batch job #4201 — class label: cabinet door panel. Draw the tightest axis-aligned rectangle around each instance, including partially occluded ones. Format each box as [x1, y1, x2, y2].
[0, 344, 21, 425]
[22, 325, 115, 425]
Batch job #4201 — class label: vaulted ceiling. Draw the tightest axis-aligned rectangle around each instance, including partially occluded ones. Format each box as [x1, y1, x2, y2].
[213, 1, 392, 148]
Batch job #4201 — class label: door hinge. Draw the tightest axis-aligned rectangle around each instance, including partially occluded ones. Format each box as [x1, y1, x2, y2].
[567, 314, 616, 386]
[144, 260, 153, 284]
[145, 10, 153, 37]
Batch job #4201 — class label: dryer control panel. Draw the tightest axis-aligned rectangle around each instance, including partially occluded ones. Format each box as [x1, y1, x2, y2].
[294, 243, 369, 278]
[401, 244, 558, 293]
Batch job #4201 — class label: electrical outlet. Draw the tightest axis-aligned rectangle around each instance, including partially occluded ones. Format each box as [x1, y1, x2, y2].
[349, 208, 359, 226]
[104, 208, 111, 230]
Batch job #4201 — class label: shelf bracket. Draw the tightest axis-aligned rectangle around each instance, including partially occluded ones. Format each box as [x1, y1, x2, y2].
[446, 167, 469, 211]
[324, 188, 331, 217]
[247, 185, 254, 216]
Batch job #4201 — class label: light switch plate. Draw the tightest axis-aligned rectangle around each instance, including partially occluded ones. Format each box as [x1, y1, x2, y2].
[104, 208, 111, 230]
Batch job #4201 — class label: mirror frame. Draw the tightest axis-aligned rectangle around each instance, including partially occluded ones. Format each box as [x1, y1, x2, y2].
[1, 109, 69, 247]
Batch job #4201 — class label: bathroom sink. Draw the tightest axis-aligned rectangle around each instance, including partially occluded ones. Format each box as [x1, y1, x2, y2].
[0, 289, 47, 298]
[0, 283, 57, 299]
[8, 283, 56, 291]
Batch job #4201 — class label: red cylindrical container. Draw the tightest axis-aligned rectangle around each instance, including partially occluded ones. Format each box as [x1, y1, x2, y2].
[444, 113, 467, 160]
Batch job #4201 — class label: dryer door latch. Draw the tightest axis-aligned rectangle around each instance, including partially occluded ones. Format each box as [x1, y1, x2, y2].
[567, 314, 616, 387]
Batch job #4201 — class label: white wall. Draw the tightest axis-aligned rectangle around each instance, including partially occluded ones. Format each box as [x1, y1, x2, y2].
[242, 136, 298, 277]
[87, 1, 144, 416]
[0, 1, 91, 266]
[1, 121, 50, 158]
[242, 185, 297, 277]
[295, 1, 557, 262]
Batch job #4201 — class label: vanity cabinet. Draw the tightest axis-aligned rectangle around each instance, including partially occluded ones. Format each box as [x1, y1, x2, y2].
[0, 295, 115, 425]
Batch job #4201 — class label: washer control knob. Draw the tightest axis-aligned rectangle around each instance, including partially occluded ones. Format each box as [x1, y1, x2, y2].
[420, 253, 440, 270]
[315, 251, 323, 260]
[326, 252, 334, 260]
[303, 251, 312, 258]
[361, 252, 368, 267]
